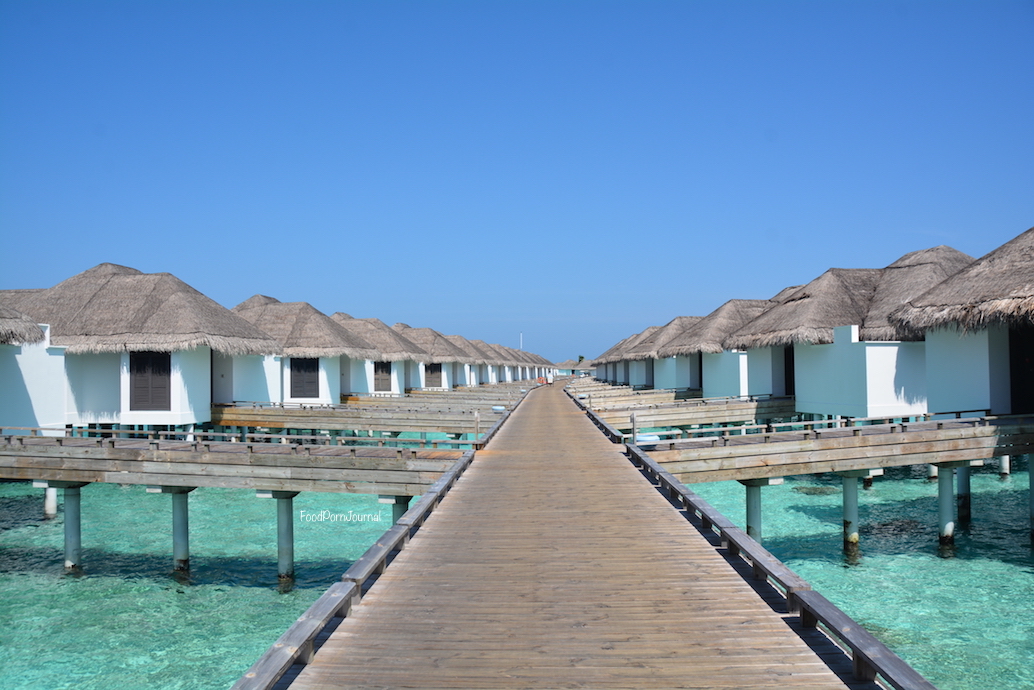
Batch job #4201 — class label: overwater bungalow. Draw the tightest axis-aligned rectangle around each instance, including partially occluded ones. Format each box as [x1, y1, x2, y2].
[0, 263, 280, 432]
[891, 226, 1034, 415]
[231, 296, 376, 405]
[467, 339, 506, 384]
[329, 314, 427, 396]
[593, 326, 661, 386]
[390, 323, 471, 390]
[657, 300, 782, 399]
[443, 334, 492, 386]
[619, 316, 703, 391]
[726, 246, 974, 418]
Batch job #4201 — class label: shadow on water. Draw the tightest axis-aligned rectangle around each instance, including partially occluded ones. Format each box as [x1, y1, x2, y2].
[0, 544, 355, 590]
[765, 487, 1034, 571]
[0, 494, 53, 532]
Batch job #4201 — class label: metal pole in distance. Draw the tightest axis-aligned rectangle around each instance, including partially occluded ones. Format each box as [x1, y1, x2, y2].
[631, 413, 637, 446]
[938, 466, 955, 546]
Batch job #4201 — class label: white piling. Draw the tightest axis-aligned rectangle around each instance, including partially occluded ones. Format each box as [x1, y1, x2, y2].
[44, 487, 58, 519]
[938, 468, 955, 545]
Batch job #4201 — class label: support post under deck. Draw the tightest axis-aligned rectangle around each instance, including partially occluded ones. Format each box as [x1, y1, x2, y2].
[956, 465, 971, 525]
[739, 478, 782, 542]
[44, 487, 58, 519]
[938, 467, 955, 545]
[148, 486, 197, 571]
[380, 495, 412, 524]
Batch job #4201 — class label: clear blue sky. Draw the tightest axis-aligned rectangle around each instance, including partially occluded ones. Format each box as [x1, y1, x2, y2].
[2, 1, 1032, 363]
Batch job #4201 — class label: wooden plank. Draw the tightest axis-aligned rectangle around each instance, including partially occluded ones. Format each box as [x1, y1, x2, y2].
[264, 386, 877, 690]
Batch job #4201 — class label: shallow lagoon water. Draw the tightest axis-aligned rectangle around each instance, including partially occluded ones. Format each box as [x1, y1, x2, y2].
[689, 461, 1034, 690]
[2, 460, 1032, 689]
[0, 482, 391, 689]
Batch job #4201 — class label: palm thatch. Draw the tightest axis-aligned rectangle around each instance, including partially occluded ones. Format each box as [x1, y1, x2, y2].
[891, 228, 1034, 336]
[593, 326, 661, 365]
[234, 296, 377, 359]
[468, 340, 509, 367]
[0, 303, 45, 345]
[660, 300, 778, 356]
[443, 335, 493, 365]
[331, 314, 427, 362]
[725, 246, 974, 350]
[863, 246, 974, 340]
[724, 270, 883, 349]
[622, 316, 704, 361]
[589, 333, 638, 367]
[390, 324, 472, 364]
[7, 263, 280, 355]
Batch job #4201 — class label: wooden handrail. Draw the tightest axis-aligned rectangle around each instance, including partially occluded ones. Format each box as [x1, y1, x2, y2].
[623, 443, 936, 689]
[232, 448, 477, 690]
[796, 589, 937, 689]
[231, 581, 356, 690]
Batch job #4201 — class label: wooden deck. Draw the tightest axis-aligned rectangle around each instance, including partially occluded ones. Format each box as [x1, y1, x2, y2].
[284, 385, 862, 689]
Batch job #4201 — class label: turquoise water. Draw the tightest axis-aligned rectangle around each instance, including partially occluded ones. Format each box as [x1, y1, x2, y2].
[689, 461, 1034, 690]
[2, 462, 1031, 689]
[0, 483, 392, 689]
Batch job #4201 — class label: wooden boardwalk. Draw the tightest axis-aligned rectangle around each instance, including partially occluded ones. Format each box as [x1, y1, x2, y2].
[286, 385, 858, 689]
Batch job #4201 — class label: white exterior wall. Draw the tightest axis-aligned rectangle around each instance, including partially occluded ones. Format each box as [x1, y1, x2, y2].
[795, 328, 868, 417]
[654, 357, 675, 389]
[865, 341, 927, 417]
[702, 351, 748, 398]
[746, 347, 788, 397]
[0, 325, 67, 431]
[795, 326, 928, 418]
[213, 353, 280, 404]
[926, 326, 1011, 414]
[212, 352, 233, 403]
[628, 360, 649, 388]
[119, 348, 211, 426]
[66, 352, 122, 425]
[340, 357, 368, 396]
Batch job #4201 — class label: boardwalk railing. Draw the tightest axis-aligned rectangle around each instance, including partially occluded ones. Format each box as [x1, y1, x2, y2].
[623, 441, 937, 690]
[233, 449, 477, 690]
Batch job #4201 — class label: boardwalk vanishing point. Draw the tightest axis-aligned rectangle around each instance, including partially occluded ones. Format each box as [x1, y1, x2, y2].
[241, 384, 927, 689]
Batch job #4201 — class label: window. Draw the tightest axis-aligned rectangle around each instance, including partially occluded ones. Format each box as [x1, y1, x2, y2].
[374, 361, 392, 392]
[425, 363, 442, 388]
[130, 352, 171, 411]
[290, 358, 320, 398]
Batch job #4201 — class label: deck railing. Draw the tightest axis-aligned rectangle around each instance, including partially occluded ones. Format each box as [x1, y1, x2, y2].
[232, 449, 477, 690]
[622, 441, 937, 690]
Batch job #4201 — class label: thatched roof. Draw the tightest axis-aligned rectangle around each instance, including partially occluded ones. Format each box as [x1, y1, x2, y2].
[234, 296, 377, 359]
[331, 314, 427, 362]
[659, 300, 777, 356]
[5, 263, 280, 355]
[724, 246, 974, 349]
[473, 340, 521, 367]
[891, 228, 1034, 336]
[621, 315, 704, 361]
[444, 335, 493, 365]
[0, 303, 45, 345]
[589, 333, 638, 367]
[863, 245, 974, 340]
[593, 326, 661, 365]
[391, 324, 471, 364]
